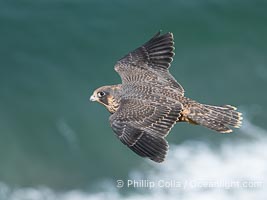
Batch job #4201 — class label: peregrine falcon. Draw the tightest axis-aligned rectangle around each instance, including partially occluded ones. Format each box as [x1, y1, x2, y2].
[90, 32, 242, 163]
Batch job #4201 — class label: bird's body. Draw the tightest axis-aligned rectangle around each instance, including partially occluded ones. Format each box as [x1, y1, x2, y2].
[90, 32, 242, 163]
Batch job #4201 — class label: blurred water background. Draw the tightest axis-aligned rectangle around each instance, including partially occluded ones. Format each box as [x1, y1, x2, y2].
[0, 0, 267, 199]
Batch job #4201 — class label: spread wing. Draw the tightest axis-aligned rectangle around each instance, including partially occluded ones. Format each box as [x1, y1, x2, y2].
[109, 98, 182, 163]
[114, 32, 184, 95]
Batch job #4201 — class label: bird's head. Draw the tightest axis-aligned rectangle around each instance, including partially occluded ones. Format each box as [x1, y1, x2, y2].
[90, 85, 121, 114]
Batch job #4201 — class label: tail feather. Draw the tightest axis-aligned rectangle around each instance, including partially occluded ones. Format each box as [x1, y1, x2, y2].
[184, 103, 243, 133]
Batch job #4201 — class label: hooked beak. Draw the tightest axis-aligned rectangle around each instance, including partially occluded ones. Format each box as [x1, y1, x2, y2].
[90, 95, 97, 102]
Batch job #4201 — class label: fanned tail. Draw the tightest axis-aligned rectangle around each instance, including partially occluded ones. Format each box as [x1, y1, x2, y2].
[181, 102, 243, 133]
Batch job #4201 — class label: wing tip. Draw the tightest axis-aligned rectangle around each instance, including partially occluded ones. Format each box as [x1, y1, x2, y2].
[143, 31, 175, 70]
[114, 31, 176, 74]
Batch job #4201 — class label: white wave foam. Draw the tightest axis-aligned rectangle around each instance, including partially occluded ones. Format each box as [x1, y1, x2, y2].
[56, 119, 81, 153]
[1, 119, 266, 200]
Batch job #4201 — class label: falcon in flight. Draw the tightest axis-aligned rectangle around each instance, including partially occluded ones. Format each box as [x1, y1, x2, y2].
[90, 32, 242, 163]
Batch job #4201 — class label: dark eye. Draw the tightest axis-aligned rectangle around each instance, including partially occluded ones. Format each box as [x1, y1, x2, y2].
[97, 91, 106, 98]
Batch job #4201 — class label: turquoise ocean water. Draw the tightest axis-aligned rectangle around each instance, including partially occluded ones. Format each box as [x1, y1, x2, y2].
[0, 0, 267, 199]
